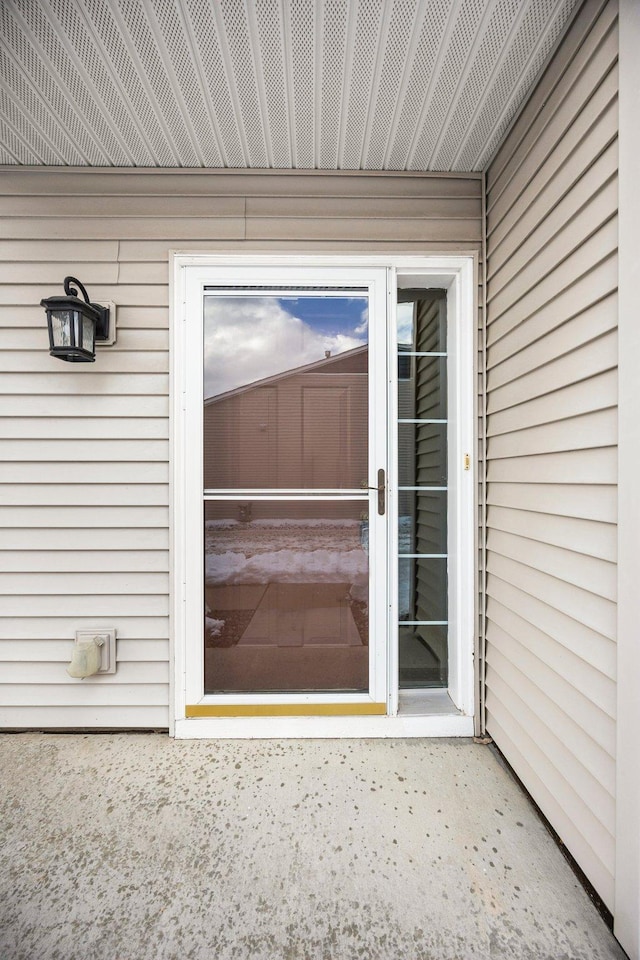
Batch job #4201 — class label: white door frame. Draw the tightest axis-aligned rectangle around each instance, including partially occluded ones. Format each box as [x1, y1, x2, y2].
[170, 253, 476, 739]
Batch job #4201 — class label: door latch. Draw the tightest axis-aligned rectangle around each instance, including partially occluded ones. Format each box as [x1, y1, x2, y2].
[361, 469, 386, 515]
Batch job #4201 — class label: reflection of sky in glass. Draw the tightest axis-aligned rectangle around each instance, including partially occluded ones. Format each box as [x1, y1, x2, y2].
[397, 302, 414, 346]
[204, 295, 368, 398]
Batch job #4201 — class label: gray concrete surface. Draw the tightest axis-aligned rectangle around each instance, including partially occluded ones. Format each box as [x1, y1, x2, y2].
[0, 734, 627, 960]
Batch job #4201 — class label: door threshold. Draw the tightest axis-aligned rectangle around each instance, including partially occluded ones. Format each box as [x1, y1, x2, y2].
[398, 688, 461, 717]
[174, 696, 473, 739]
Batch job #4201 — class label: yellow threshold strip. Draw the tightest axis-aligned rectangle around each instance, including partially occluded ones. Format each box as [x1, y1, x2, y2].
[186, 702, 387, 718]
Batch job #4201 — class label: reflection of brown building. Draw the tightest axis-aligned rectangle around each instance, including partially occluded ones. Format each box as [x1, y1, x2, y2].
[204, 345, 368, 491]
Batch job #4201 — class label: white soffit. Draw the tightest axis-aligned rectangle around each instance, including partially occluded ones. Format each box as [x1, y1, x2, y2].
[0, 0, 580, 171]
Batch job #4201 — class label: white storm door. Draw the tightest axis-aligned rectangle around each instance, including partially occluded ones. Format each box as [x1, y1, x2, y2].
[179, 262, 389, 718]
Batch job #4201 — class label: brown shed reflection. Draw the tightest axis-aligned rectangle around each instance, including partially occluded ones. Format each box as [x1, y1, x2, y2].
[204, 344, 368, 492]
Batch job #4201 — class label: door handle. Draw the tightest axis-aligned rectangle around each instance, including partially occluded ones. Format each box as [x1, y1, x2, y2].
[361, 469, 386, 515]
[377, 468, 386, 516]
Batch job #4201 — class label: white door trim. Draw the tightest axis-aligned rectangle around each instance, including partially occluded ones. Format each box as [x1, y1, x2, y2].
[170, 252, 477, 739]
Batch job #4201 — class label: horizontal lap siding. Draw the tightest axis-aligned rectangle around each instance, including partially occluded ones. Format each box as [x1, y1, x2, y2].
[0, 169, 482, 729]
[484, 0, 618, 908]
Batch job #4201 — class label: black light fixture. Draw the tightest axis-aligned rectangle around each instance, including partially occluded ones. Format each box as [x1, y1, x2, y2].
[41, 276, 110, 362]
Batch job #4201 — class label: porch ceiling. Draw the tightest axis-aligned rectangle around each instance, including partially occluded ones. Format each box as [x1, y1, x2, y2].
[0, 0, 580, 172]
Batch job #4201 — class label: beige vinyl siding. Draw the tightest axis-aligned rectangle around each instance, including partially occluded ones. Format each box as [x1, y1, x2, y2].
[484, 0, 618, 909]
[0, 168, 482, 729]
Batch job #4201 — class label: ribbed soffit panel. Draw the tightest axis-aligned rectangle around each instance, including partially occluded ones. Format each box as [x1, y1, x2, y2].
[0, 0, 580, 170]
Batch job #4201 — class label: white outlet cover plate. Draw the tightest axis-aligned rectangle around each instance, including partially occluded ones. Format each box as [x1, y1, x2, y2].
[74, 628, 117, 674]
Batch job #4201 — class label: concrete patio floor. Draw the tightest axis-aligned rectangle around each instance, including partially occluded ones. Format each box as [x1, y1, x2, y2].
[0, 733, 627, 960]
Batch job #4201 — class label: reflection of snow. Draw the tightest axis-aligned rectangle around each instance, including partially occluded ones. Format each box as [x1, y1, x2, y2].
[398, 515, 412, 553]
[399, 573, 410, 618]
[205, 617, 225, 637]
[205, 520, 368, 603]
[206, 549, 368, 601]
[399, 516, 412, 617]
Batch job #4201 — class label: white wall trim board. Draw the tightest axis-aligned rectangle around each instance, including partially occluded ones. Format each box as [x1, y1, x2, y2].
[615, 1, 640, 955]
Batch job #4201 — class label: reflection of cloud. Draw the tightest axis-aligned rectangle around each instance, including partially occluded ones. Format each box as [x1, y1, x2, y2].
[354, 305, 368, 335]
[204, 297, 365, 397]
[397, 302, 414, 345]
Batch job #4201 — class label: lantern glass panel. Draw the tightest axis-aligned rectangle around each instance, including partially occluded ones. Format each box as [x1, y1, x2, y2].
[82, 314, 95, 353]
[50, 309, 74, 347]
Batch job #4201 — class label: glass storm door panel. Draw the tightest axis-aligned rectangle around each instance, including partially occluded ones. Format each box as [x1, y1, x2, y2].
[204, 500, 369, 694]
[396, 290, 449, 688]
[201, 279, 387, 706]
[203, 294, 369, 491]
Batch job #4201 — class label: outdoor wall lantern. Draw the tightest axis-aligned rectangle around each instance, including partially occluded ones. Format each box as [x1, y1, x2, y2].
[41, 276, 111, 362]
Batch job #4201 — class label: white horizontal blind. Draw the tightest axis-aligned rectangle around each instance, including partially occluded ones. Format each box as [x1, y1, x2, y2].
[484, 0, 618, 909]
[0, 168, 482, 728]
